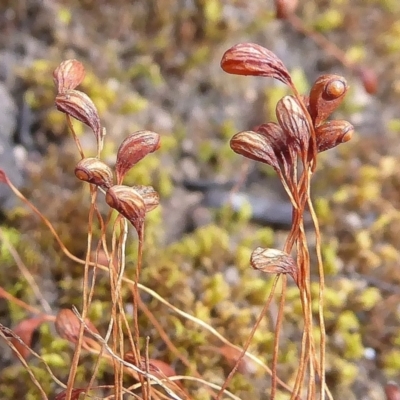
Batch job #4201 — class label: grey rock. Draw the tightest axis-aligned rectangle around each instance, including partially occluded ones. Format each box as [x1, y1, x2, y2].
[0, 82, 22, 211]
[202, 189, 300, 229]
[0, 82, 16, 140]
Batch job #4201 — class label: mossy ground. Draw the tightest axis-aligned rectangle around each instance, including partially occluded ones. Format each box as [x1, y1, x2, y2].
[0, 1, 400, 399]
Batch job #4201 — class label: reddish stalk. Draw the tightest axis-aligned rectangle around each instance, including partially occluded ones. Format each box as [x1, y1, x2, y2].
[215, 276, 281, 399]
[221, 41, 352, 398]
[65, 187, 97, 400]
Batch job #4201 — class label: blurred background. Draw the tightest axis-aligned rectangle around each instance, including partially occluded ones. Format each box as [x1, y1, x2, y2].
[0, 0, 400, 399]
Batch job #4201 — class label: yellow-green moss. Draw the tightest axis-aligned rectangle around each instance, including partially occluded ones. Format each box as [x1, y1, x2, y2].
[379, 20, 400, 53]
[265, 85, 289, 122]
[354, 287, 381, 310]
[57, 6, 72, 24]
[315, 197, 334, 225]
[313, 9, 344, 31]
[331, 358, 359, 386]
[321, 239, 340, 276]
[119, 94, 148, 114]
[345, 45, 366, 64]
[235, 245, 252, 271]
[290, 68, 310, 95]
[382, 349, 400, 376]
[242, 276, 277, 305]
[336, 310, 360, 332]
[0, 227, 20, 263]
[342, 331, 365, 359]
[202, 273, 231, 307]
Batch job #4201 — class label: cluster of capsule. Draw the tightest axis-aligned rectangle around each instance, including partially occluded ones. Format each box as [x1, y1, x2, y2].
[220, 43, 354, 175]
[53, 59, 161, 234]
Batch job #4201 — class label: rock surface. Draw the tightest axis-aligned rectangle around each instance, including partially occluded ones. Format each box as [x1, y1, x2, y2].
[0, 82, 22, 211]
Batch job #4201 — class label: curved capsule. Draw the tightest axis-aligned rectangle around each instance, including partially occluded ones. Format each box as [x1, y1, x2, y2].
[53, 59, 86, 93]
[55, 89, 101, 138]
[230, 130, 279, 170]
[115, 130, 160, 184]
[309, 75, 348, 127]
[105, 185, 146, 233]
[254, 122, 293, 175]
[276, 95, 311, 153]
[316, 120, 354, 152]
[74, 157, 113, 189]
[132, 185, 159, 213]
[251, 247, 298, 285]
[220, 43, 293, 87]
